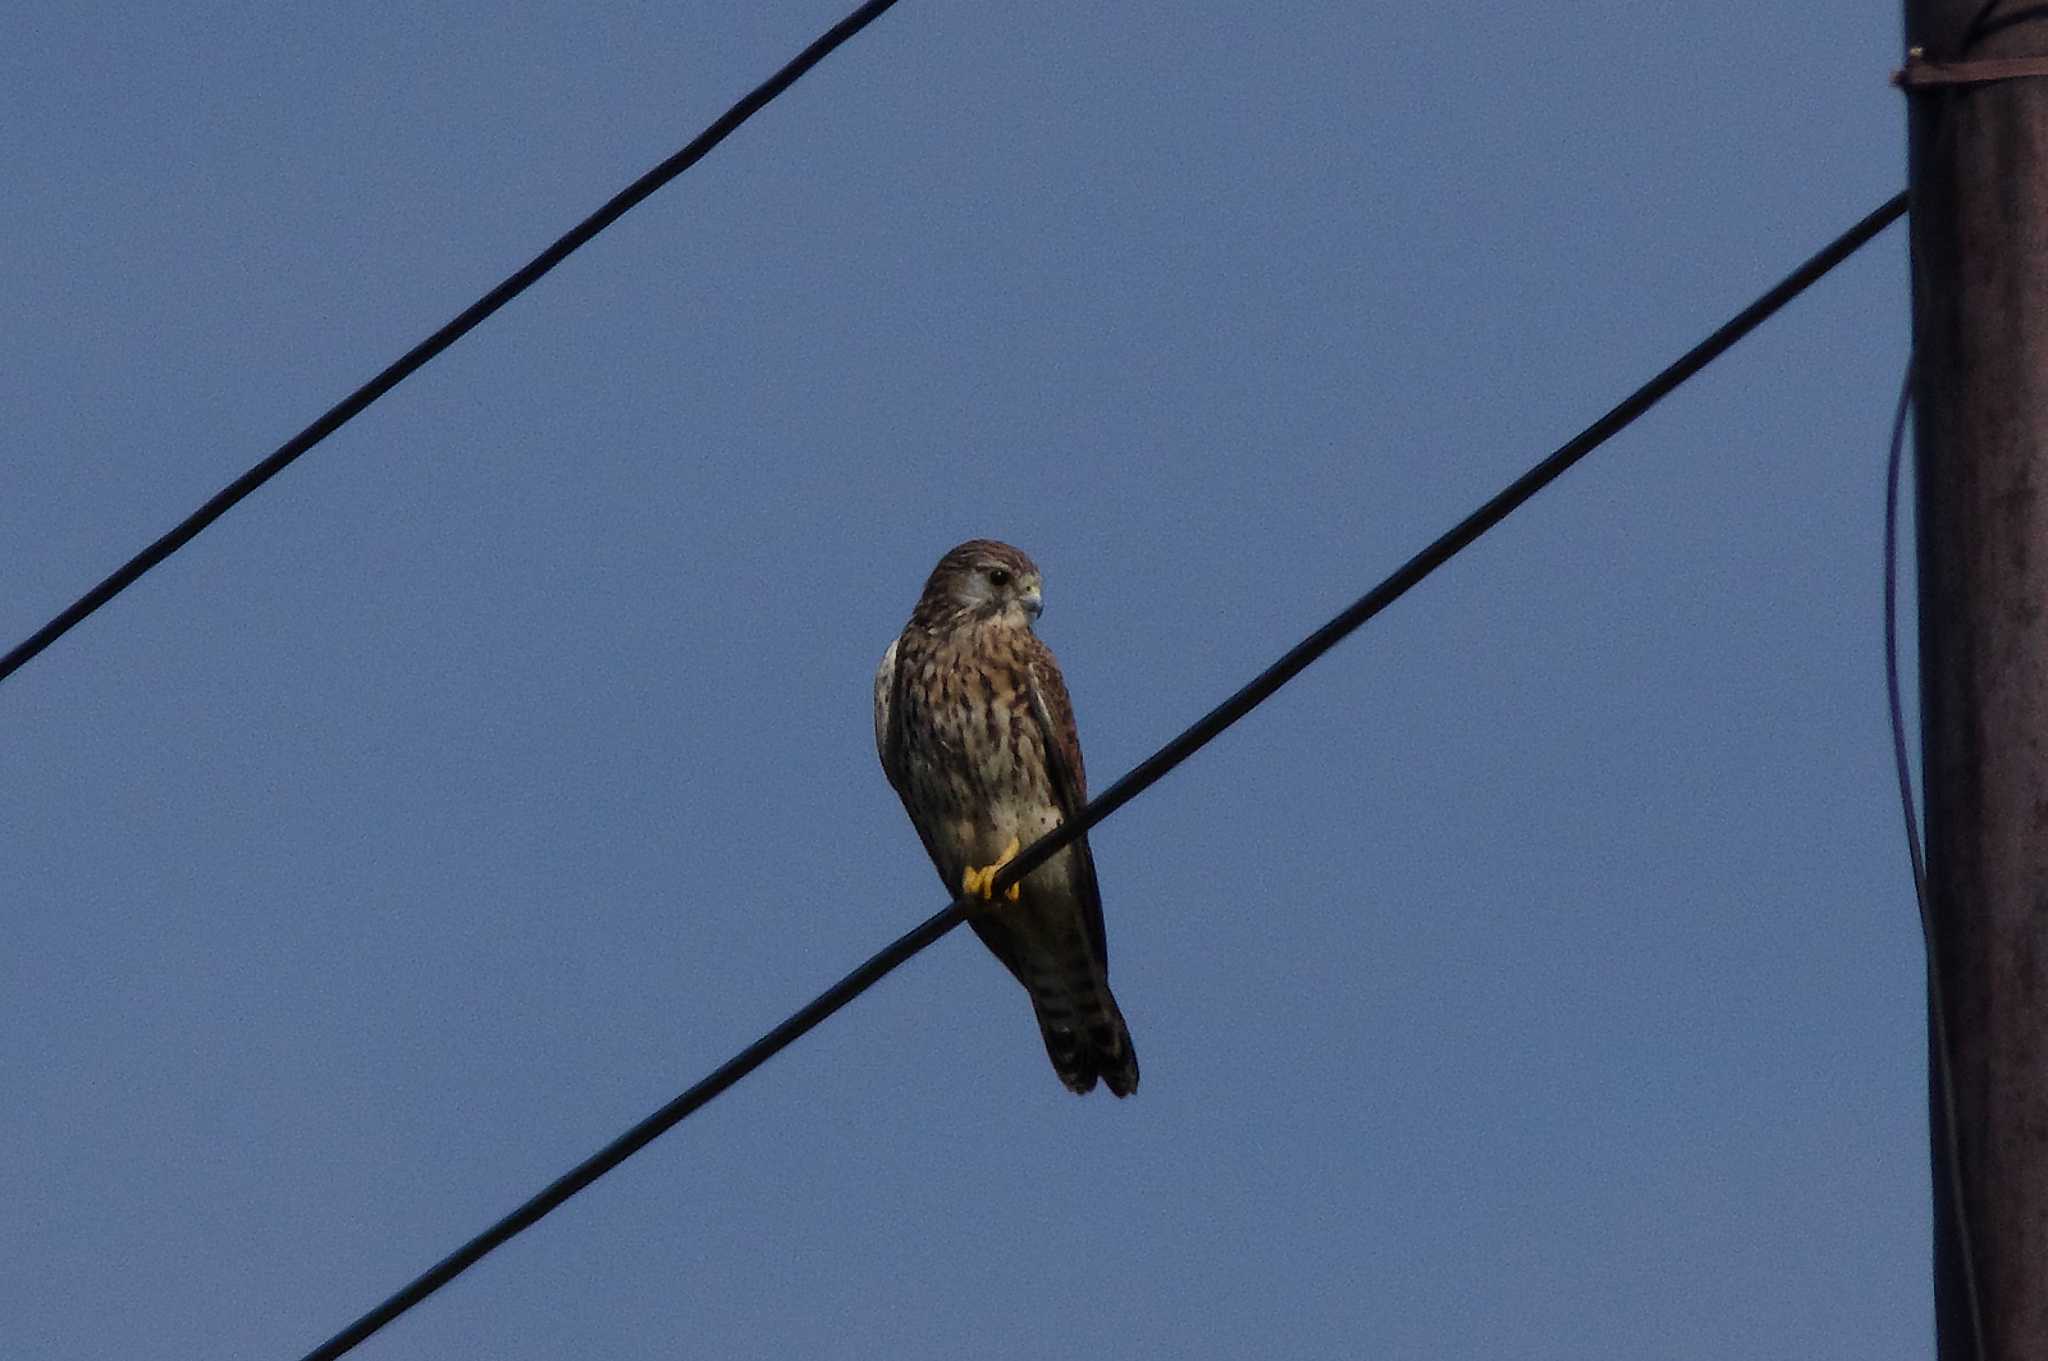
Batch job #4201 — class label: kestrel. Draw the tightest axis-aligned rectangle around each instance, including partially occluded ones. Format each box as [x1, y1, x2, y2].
[874, 540, 1139, 1097]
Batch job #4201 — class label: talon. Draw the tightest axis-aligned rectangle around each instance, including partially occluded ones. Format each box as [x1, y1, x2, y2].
[962, 837, 1024, 904]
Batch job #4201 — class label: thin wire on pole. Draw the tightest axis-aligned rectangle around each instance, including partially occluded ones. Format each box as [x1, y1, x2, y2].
[1885, 357, 1988, 1361]
[294, 190, 1907, 1361]
[0, 0, 906, 688]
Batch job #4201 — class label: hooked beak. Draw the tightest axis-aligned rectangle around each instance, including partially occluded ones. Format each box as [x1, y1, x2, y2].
[1020, 587, 1043, 620]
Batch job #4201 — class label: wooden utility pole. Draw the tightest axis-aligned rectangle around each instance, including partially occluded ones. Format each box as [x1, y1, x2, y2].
[1905, 4, 2048, 1357]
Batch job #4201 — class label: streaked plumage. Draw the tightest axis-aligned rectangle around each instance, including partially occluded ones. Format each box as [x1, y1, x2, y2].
[874, 540, 1138, 1096]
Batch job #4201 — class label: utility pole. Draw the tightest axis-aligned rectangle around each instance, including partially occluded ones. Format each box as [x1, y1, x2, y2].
[1904, 4, 2048, 1358]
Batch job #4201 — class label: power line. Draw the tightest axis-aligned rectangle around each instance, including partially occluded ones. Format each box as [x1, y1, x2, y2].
[999, 191, 1909, 891]
[295, 901, 963, 1361]
[0, 0, 906, 688]
[293, 190, 1907, 1361]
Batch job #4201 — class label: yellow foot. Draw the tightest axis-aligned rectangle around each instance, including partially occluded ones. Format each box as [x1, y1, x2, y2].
[961, 836, 1024, 903]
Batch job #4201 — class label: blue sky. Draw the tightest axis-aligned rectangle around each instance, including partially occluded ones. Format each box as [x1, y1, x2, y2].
[3, 5, 1920, 1358]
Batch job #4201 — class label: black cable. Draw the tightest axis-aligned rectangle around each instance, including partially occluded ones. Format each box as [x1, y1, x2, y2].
[292, 191, 1906, 1361]
[1882, 353, 1984, 1361]
[294, 901, 963, 1361]
[1885, 359, 1929, 957]
[991, 192, 1911, 891]
[0, 0, 906, 688]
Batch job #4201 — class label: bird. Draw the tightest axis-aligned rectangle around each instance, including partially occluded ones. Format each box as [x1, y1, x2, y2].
[874, 539, 1139, 1096]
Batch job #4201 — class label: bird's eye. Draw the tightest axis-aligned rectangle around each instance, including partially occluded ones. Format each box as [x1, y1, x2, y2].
[987, 568, 1011, 587]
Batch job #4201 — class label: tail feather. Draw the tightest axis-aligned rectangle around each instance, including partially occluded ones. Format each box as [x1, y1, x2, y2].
[1035, 983, 1139, 1098]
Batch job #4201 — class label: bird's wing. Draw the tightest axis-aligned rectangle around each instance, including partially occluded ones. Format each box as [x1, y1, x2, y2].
[873, 637, 900, 774]
[1025, 649, 1110, 969]
[875, 635, 951, 882]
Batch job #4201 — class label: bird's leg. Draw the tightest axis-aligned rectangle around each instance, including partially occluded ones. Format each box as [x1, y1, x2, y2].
[961, 836, 1024, 903]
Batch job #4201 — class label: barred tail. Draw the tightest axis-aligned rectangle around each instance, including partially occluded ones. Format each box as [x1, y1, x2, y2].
[1035, 981, 1139, 1098]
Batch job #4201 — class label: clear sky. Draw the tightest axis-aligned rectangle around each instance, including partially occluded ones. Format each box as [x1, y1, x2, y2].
[2, 5, 1920, 1358]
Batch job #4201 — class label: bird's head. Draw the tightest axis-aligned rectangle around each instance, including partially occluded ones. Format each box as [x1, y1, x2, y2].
[913, 539, 1044, 630]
